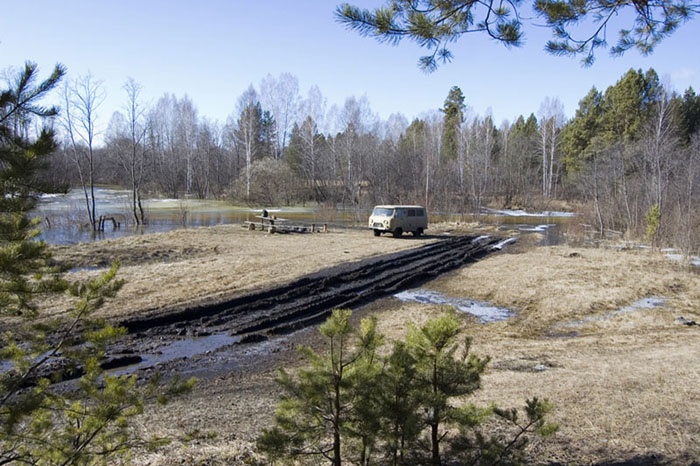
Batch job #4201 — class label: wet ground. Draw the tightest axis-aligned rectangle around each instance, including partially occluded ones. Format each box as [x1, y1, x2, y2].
[104, 234, 504, 380]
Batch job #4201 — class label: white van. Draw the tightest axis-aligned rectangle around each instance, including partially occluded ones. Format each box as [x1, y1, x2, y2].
[368, 205, 428, 237]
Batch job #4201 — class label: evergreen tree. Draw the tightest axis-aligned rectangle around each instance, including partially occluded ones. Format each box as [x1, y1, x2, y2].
[285, 122, 304, 175]
[599, 68, 660, 143]
[375, 341, 422, 466]
[258, 309, 557, 466]
[561, 87, 603, 175]
[677, 87, 700, 142]
[336, 0, 696, 71]
[261, 109, 278, 159]
[440, 86, 466, 162]
[449, 397, 558, 465]
[257, 309, 383, 466]
[405, 309, 489, 466]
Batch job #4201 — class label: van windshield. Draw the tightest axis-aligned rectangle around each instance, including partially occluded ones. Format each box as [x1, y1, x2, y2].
[372, 207, 394, 216]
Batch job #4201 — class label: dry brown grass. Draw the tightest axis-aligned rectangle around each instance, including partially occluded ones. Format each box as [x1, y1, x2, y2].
[51, 225, 435, 320]
[48, 225, 700, 465]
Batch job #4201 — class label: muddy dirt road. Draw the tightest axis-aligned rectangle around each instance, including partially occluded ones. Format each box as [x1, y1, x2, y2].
[107, 234, 502, 378]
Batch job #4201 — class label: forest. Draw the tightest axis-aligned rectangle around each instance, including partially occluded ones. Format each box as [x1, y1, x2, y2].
[49, 67, 700, 255]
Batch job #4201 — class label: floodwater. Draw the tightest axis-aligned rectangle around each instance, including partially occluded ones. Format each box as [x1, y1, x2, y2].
[32, 188, 323, 245]
[32, 188, 577, 246]
[478, 208, 575, 246]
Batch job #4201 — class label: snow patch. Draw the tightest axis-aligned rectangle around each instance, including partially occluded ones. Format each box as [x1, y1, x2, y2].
[484, 208, 575, 218]
[666, 253, 700, 267]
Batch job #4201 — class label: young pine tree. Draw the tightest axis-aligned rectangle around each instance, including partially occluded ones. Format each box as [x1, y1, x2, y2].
[257, 309, 383, 466]
[405, 309, 489, 466]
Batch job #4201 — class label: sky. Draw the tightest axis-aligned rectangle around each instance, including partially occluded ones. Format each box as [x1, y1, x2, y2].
[2, 0, 699, 137]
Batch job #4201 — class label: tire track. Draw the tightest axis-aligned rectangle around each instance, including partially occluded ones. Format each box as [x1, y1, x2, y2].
[121, 235, 502, 339]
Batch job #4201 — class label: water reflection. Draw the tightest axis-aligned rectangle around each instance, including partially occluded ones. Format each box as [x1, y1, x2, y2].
[32, 188, 323, 245]
[111, 333, 240, 375]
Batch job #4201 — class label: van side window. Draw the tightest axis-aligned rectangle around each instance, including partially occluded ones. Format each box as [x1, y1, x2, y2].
[416, 209, 424, 216]
[396, 209, 406, 217]
[408, 209, 416, 217]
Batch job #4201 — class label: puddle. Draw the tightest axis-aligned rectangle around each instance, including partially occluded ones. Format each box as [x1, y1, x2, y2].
[395, 289, 514, 323]
[556, 297, 668, 330]
[616, 297, 667, 313]
[518, 224, 554, 233]
[111, 333, 240, 375]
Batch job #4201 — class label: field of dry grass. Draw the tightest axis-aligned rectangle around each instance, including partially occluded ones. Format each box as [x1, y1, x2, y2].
[51, 225, 700, 465]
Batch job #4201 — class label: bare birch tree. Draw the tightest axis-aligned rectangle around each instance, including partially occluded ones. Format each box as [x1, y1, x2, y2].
[466, 114, 496, 213]
[423, 110, 443, 210]
[259, 73, 301, 159]
[107, 77, 148, 225]
[537, 97, 565, 198]
[175, 96, 198, 196]
[61, 73, 105, 232]
[235, 85, 263, 200]
[147, 94, 180, 197]
[642, 90, 679, 210]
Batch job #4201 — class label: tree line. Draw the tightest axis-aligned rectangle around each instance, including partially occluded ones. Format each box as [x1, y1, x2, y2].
[45, 66, 700, 253]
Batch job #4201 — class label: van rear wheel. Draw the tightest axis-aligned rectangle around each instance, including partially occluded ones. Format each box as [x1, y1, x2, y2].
[413, 228, 423, 237]
[392, 228, 403, 238]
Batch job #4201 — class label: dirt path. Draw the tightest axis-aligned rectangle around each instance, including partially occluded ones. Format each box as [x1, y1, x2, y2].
[105, 234, 502, 377]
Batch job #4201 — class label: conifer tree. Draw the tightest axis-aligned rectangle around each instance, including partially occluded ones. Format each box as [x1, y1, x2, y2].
[374, 341, 422, 466]
[336, 0, 697, 70]
[405, 310, 489, 466]
[257, 309, 383, 466]
[441, 86, 466, 163]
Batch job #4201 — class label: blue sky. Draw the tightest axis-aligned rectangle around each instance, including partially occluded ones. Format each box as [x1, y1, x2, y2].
[2, 0, 699, 135]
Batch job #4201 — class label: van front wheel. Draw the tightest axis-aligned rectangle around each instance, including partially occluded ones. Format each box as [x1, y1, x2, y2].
[392, 228, 403, 238]
[373, 229, 381, 237]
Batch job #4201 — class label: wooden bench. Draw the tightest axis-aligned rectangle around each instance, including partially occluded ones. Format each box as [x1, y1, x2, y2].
[242, 217, 328, 234]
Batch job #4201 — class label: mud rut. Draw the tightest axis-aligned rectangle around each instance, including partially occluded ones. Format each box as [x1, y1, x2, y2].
[110, 234, 503, 377]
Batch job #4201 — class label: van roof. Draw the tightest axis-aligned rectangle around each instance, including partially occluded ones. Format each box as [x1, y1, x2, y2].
[373, 205, 425, 209]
